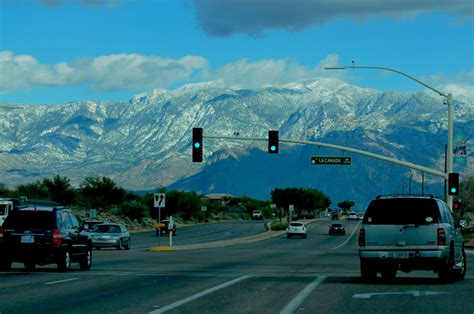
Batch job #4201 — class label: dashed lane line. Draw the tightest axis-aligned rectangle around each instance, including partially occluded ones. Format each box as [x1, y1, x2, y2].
[331, 221, 361, 250]
[279, 276, 327, 314]
[149, 275, 252, 313]
[44, 278, 79, 285]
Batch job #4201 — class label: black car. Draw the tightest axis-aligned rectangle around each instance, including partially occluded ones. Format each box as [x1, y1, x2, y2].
[328, 223, 345, 235]
[0, 207, 92, 272]
[156, 219, 176, 236]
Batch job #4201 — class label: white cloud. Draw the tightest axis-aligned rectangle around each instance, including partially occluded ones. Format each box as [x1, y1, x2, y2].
[422, 70, 474, 98]
[0, 51, 207, 92]
[199, 53, 343, 87]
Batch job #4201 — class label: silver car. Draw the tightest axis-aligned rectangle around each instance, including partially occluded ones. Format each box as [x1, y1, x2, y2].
[286, 222, 307, 238]
[90, 223, 131, 250]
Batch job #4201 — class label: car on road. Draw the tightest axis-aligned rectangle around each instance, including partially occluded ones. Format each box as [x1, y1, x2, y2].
[83, 220, 104, 232]
[252, 210, 263, 220]
[331, 211, 339, 220]
[359, 195, 466, 282]
[328, 223, 345, 235]
[0, 199, 13, 227]
[90, 223, 131, 250]
[286, 222, 307, 238]
[156, 219, 176, 236]
[346, 212, 358, 220]
[0, 206, 92, 272]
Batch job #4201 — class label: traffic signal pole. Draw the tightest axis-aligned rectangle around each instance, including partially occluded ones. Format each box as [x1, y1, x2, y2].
[325, 65, 455, 211]
[203, 134, 447, 178]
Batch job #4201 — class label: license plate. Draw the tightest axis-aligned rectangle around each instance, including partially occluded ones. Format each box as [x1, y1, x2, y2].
[21, 235, 34, 243]
[395, 252, 409, 259]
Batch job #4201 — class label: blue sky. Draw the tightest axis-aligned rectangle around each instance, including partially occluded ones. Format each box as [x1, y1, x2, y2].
[1, 0, 473, 104]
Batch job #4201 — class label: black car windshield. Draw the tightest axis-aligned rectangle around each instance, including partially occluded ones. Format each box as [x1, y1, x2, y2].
[95, 225, 121, 233]
[3, 210, 56, 229]
[290, 223, 303, 227]
[331, 224, 343, 227]
[364, 198, 439, 225]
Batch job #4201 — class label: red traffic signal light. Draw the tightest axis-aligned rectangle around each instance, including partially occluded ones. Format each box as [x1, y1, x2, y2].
[453, 200, 459, 210]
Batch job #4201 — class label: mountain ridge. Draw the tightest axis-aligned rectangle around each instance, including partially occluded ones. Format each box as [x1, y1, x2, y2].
[0, 78, 472, 206]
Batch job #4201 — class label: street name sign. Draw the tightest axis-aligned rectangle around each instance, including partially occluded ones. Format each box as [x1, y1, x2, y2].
[311, 156, 352, 165]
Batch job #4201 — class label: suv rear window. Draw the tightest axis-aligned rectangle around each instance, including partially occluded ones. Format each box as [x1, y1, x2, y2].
[3, 210, 56, 229]
[363, 198, 439, 225]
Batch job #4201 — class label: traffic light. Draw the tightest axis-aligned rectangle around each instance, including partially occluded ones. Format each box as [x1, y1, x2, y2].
[453, 200, 460, 210]
[448, 173, 459, 196]
[268, 130, 279, 153]
[192, 127, 203, 162]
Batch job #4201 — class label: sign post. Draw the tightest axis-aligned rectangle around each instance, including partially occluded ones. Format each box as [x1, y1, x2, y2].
[289, 205, 294, 223]
[168, 216, 174, 247]
[154, 193, 166, 246]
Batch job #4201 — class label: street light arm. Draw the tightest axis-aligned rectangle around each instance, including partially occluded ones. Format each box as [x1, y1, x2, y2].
[325, 65, 448, 98]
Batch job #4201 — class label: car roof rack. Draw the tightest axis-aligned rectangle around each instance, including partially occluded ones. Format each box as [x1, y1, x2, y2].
[375, 194, 435, 199]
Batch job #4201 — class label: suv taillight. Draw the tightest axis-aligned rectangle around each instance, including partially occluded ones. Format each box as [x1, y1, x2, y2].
[437, 228, 446, 246]
[0, 227, 4, 244]
[52, 229, 63, 246]
[358, 228, 365, 246]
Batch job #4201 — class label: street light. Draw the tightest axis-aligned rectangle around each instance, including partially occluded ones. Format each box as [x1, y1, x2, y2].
[325, 65, 454, 211]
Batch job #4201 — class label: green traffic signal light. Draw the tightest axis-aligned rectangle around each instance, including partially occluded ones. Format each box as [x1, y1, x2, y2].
[192, 128, 203, 162]
[448, 173, 459, 196]
[268, 130, 279, 154]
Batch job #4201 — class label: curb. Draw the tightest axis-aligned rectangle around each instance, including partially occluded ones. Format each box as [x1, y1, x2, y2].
[148, 219, 320, 252]
[148, 246, 172, 252]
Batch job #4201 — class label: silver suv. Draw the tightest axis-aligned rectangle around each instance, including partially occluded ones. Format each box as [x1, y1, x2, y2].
[359, 195, 466, 282]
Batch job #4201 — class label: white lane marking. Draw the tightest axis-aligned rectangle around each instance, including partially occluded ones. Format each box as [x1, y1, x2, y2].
[149, 275, 252, 313]
[44, 278, 79, 285]
[353, 290, 449, 299]
[331, 221, 361, 250]
[279, 276, 327, 314]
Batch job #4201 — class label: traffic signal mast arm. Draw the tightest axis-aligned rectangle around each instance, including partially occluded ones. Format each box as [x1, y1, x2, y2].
[203, 134, 447, 179]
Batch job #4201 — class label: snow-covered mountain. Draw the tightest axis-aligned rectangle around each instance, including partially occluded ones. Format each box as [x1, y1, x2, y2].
[1, 78, 472, 206]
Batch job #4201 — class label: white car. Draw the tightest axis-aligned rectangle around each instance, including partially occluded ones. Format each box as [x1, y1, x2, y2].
[252, 210, 263, 220]
[287, 222, 307, 238]
[346, 212, 358, 220]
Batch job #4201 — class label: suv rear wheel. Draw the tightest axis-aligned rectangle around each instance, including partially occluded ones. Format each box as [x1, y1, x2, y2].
[438, 247, 456, 282]
[0, 258, 12, 271]
[360, 259, 377, 282]
[57, 250, 71, 272]
[80, 247, 92, 270]
[455, 248, 466, 281]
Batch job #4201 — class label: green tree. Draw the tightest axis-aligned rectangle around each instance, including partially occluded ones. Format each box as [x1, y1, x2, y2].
[16, 181, 49, 200]
[116, 200, 150, 221]
[0, 183, 13, 197]
[79, 176, 126, 209]
[337, 200, 355, 212]
[458, 175, 474, 219]
[271, 187, 331, 216]
[43, 175, 76, 205]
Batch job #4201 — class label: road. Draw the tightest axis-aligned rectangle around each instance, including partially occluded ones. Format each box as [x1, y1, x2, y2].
[1, 219, 473, 313]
